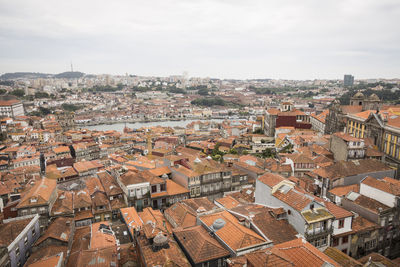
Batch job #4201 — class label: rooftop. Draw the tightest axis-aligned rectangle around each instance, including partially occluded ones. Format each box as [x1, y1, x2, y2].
[173, 225, 230, 264]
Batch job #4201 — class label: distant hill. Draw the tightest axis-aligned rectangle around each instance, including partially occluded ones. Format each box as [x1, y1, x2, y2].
[0, 72, 52, 80]
[54, 71, 85, 79]
[0, 71, 85, 80]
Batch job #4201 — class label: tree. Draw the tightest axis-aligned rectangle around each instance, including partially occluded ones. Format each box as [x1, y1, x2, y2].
[10, 89, 25, 97]
[34, 92, 50, 98]
[61, 103, 83, 112]
[228, 148, 238, 154]
[253, 128, 264, 134]
[261, 148, 276, 158]
[198, 88, 209, 96]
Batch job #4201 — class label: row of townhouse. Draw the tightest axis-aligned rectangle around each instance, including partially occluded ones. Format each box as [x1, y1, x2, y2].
[256, 171, 400, 259]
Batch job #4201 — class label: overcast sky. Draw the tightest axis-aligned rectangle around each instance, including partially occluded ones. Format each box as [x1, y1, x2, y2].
[0, 0, 399, 79]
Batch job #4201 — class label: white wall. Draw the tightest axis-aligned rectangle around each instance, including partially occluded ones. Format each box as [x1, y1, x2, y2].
[332, 216, 352, 236]
[360, 183, 396, 208]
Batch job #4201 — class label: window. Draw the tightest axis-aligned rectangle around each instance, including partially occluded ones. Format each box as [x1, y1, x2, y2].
[342, 236, 348, 244]
[342, 249, 348, 254]
[151, 185, 157, 193]
[24, 236, 28, 245]
[15, 246, 20, 256]
[338, 219, 345, 229]
[365, 239, 377, 250]
[160, 183, 166, 191]
[32, 228, 36, 237]
[288, 210, 291, 215]
[332, 237, 339, 246]
[313, 236, 327, 248]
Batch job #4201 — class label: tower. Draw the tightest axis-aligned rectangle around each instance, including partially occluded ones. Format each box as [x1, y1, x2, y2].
[344, 74, 354, 87]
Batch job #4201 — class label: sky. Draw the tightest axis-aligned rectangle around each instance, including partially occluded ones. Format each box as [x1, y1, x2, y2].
[0, 0, 399, 80]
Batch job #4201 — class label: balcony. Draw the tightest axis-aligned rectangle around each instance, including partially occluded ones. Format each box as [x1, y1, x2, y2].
[305, 226, 333, 240]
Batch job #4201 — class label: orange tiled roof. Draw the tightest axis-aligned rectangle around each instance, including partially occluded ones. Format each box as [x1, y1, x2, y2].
[17, 178, 57, 209]
[166, 179, 189, 196]
[121, 207, 143, 235]
[323, 201, 353, 220]
[362, 176, 400, 196]
[173, 225, 230, 264]
[200, 210, 268, 251]
[269, 238, 340, 267]
[26, 253, 63, 267]
[258, 172, 287, 187]
[328, 184, 359, 197]
[164, 202, 197, 229]
[215, 195, 241, 209]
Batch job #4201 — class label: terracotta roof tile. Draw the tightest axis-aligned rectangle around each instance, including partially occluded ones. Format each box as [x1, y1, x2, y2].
[164, 202, 197, 229]
[358, 252, 398, 267]
[362, 176, 400, 196]
[323, 201, 353, 219]
[258, 172, 286, 187]
[173, 225, 230, 264]
[17, 178, 57, 209]
[328, 184, 359, 197]
[269, 238, 341, 267]
[200, 210, 268, 251]
[323, 247, 362, 267]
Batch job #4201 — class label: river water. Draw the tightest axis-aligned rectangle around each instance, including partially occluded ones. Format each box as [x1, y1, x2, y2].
[80, 119, 225, 132]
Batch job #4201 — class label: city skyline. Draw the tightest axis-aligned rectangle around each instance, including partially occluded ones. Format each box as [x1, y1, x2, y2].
[0, 0, 399, 79]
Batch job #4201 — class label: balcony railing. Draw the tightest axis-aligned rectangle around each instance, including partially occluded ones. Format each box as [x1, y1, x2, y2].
[305, 226, 333, 239]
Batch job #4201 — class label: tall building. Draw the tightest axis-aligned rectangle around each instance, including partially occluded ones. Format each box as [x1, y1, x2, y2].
[0, 99, 24, 117]
[344, 74, 354, 87]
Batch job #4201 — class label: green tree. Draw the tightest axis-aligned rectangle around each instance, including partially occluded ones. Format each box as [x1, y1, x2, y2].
[10, 89, 25, 97]
[198, 88, 209, 96]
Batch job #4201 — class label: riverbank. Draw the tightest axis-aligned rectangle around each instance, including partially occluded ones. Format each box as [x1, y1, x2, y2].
[75, 116, 236, 127]
[79, 118, 229, 132]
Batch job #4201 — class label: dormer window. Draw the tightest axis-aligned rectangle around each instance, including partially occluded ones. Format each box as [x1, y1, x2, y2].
[30, 197, 37, 203]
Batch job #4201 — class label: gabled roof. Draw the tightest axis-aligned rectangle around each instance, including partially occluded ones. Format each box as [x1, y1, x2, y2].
[361, 176, 400, 196]
[51, 190, 74, 216]
[230, 204, 298, 245]
[173, 225, 230, 264]
[165, 202, 197, 229]
[120, 207, 143, 235]
[345, 192, 390, 214]
[119, 170, 150, 186]
[0, 217, 34, 247]
[215, 195, 241, 209]
[328, 184, 359, 197]
[36, 217, 73, 246]
[258, 172, 287, 187]
[272, 187, 313, 212]
[269, 238, 340, 267]
[17, 178, 57, 209]
[26, 253, 63, 267]
[358, 252, 399, 267]
[97, 171, 123, 196]
[323, 201, 353, 220]
[313, 159, 392, 180]
[199, 210, 268, 251]
[323, 247, 362, 267]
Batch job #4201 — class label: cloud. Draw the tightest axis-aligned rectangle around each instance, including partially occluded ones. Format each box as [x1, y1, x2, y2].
[0, 0, 399, 79]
